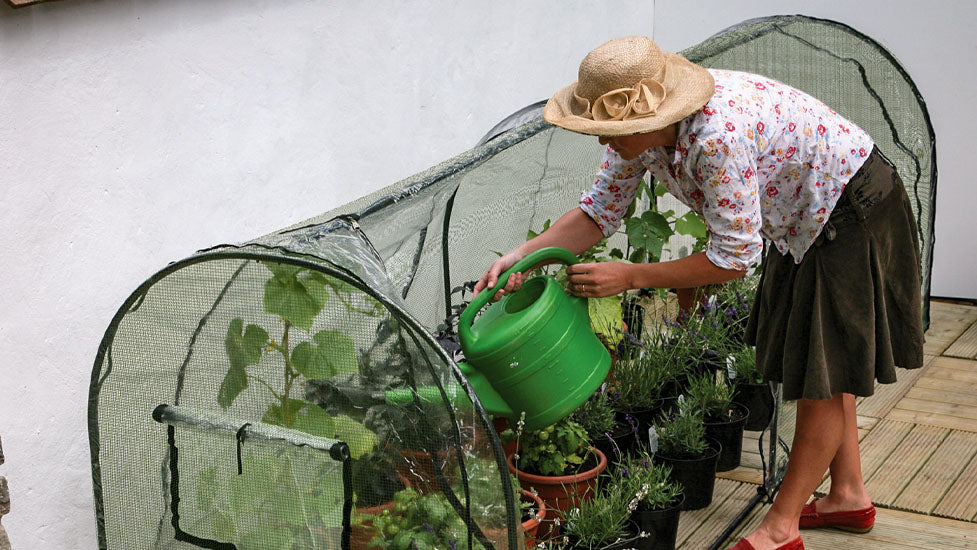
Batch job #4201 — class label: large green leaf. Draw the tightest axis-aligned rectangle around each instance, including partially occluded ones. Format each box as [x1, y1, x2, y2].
[674, 211, 708, 240]
[211, 511, 237, 542]
[238, 526, 294, 550]
[331, 414, 379, 459]
[196, 466, 218, 512]
[219, 319, 268, 408]
[589, 295, 624, 346]
[625, 210, 673, 261]
[262, 263, 330, 331]
[230, 453, 281, 514]
[291, 330, 358, 379]
[290, 402, 335, 438]
[262, 398, 309, 428]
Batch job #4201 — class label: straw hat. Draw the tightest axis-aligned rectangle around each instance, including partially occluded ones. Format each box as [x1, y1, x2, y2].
[543, 36, 715, 136]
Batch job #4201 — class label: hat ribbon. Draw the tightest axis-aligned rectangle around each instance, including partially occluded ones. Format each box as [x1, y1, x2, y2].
[571, 73, 668, 122]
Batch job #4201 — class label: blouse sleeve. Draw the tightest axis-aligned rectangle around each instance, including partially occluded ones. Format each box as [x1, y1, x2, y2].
[684, 128, 764, 270]
[579, 147, 647, 237]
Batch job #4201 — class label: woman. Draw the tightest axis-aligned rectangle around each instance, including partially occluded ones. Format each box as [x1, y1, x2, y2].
[474, 36, 923, 550]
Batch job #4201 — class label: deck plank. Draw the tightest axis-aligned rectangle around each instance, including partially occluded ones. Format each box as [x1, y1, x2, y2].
[892, 430, 977, 515]
[945, 319, 977, 359]
[676, 478, 740, 548]
[932, 447, 977, 522]
[857, 356, 934, 418]
[817, 419, 914, 496]
[923, 301, 977, 356]
[866, 424, 948, 507]
[679, 481, 757, 550]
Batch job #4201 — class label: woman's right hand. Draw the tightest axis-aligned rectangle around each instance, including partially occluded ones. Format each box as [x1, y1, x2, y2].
[473, 251, 528, 300]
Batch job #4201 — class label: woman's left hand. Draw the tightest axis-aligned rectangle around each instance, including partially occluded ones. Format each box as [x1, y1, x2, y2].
[566, 262, 634, 297]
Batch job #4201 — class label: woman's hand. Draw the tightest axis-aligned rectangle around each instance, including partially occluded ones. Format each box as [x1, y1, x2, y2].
[565, 262, 635, 297]
[473, 251, 528, 300]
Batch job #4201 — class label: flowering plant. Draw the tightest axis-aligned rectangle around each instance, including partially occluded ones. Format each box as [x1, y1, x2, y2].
[653, 399, 707, 459]
[608, 451, 683, 512]
[684, 371, 735, 423]
[561, 479, 645, 549]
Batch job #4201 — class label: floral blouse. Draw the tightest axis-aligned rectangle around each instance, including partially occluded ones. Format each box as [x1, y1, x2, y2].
[579, 69, 874, 270]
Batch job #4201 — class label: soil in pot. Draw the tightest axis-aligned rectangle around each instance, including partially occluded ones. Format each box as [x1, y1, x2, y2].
[629, 493, 684, 550]
[703, 402, 749, 472]
[653, 440, 720, 511]
[732, 382, 774, 432]
[508, 447, 608, 541]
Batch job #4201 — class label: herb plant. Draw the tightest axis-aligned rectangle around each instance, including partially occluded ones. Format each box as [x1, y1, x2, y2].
[573, 387, 618, 442]
[561, 481, 637, 549]
[608, 451, 683, 512]
[368, 488, 482, 550]
[653, 401, 707, 459]
[684, 371, 735, 422]
[727, 345, 762, 384]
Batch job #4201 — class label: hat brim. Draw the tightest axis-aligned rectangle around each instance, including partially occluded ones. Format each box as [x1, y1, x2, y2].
[543, 53, 715, 137]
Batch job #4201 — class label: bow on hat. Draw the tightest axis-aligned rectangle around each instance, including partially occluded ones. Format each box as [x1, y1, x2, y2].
[570, 68, 668, 122]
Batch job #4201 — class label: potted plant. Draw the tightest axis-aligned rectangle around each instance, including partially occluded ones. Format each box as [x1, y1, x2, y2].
[349, 448, 408, 550]
[651, 400, 719, 511]
[609, 334, 682, 449]
[727, 346, 774, 432]
[367, 487, 486, 550]
[610, 451, 684, 550]
[684, 372, 748, 473]
[505, 416, 608, 540]
[573, 386, 633, 467]
[561, 480, 644, 549]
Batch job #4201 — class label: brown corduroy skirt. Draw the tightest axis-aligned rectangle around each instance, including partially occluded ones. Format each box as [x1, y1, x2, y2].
[745, 148, 925, 401]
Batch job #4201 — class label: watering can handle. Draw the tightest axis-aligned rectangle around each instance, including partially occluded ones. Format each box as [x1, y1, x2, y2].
[459, 247, 579, 345]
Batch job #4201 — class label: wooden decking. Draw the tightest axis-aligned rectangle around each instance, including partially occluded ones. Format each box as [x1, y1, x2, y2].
[677, 300, 977, 549]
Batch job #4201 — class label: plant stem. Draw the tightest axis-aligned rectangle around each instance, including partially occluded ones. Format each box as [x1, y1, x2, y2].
[280, 320, 295, 426]
[247, 375, 283, 401]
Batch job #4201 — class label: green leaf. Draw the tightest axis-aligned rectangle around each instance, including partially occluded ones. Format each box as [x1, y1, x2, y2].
[291, 330, 358, 379]
[653, 181, 669, 198]
[331, 414, 379, 459]
[238, 526, 294, 550]
[262, 399, 309, 428]
[262, 263, 330, 331]
[230, 453, 281, 514]
[196, 467, 218, 512]
[220, 319, 268, 408]
[211, 511, 237, 542]
[674, 211, 708, 239]
[291, 402, 335, 438]
[589, 295, 623, 346]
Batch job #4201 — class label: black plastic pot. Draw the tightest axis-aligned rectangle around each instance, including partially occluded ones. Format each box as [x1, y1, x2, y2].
[732, 382, 774, 432]
[614, 407, 656, 452]
[703, 402, 749, 472]
[629, 493, 684, 550]
[653, 439, 720, 511]
[594, 421, 635, 471]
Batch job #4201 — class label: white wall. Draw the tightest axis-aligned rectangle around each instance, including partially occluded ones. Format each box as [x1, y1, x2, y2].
[0, 1, 973, 548]
[0, 2, 658, 548]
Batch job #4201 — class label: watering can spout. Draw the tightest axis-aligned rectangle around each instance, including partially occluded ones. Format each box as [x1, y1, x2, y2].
[457, 362, 514, 418]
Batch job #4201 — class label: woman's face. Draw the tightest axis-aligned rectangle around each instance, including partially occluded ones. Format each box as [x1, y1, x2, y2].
[598, 125, 678, 160]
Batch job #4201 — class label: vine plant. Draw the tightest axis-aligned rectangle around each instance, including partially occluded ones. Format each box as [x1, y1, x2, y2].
[218, 261, 384, 457]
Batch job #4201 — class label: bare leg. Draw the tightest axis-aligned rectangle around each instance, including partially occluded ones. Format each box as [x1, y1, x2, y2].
[814, 393, 873, 512]
[736, 394, 846, 549]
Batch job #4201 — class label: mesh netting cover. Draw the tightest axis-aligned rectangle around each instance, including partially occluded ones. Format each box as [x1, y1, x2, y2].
[89, 15, 935, 550]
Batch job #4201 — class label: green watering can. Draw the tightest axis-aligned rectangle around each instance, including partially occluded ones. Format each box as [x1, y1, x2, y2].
[453, 247, 612, 431]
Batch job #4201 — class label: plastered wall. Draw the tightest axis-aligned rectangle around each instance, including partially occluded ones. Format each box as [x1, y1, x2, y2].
[0, 1, 973, 548]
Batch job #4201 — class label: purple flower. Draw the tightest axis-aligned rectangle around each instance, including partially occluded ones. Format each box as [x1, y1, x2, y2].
[449, 540, 458, 550]
[621, 468, 629, 476]
[423, 523, 433, 532]
[642, 459, 650, 468]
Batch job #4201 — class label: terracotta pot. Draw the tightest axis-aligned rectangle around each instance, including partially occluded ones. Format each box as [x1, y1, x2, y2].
[507, 447, 608, 540]
[394, 447, 458, 494]
[349, 499, 394, 550]
[520, 488, 546, 548]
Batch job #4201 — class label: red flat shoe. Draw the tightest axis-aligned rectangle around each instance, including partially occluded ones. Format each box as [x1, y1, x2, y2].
[799, 499, 876, 532]
[729, 536, 804, 550]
